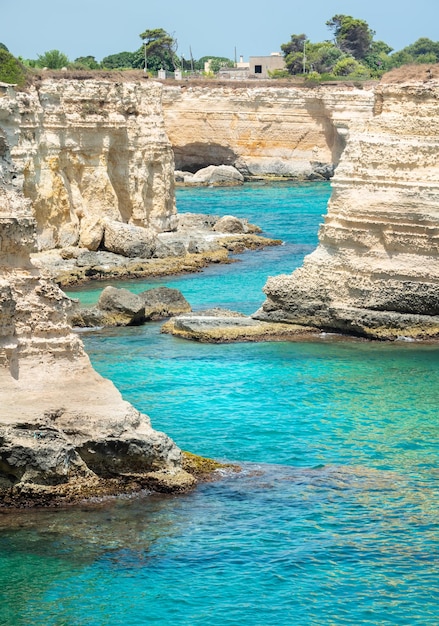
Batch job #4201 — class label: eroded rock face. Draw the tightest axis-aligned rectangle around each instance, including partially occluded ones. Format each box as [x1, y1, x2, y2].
[1, 79, 176, 252]
[162, 84, 375, 177]
[256, 79, 439, 339]
[0, 153, 192, 503]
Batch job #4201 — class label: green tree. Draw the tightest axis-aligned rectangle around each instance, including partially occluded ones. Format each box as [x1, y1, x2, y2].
[388, 49, 415, 68]
[363, 41, 393, 75]
[101, 51, 136, 69]
[0, 43, 9, 52]
[306, 41, 344, 74]
[194, 56, 234, 73]
[332, 56, 370, 78]
[388, 38, 439, 69]
[326, 15, 374, 60]
[281, 34, 307, 74]
[407, 37, 439, 59]
[138, 28, 179, 71]
[0, 49, 27, 86]
[72, 55, 101, 70]
[36, 49, 69, 69]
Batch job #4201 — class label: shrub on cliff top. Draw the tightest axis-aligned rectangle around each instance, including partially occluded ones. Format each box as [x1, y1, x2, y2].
[0, 49, 27, 86]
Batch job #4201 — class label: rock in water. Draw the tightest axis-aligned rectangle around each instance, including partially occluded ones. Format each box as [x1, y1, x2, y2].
[96, 286, 146, 325]
[139, 286, 191, 320]
[190, 165, 244, 185]
[0, 162, 193, 506]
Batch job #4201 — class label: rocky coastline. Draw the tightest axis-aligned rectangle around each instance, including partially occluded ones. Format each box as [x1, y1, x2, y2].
[2, 71, 439, 507]
[255, 75, 439, 340]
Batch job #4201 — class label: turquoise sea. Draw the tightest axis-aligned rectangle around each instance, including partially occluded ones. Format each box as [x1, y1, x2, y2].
[1, 183, 439, 625]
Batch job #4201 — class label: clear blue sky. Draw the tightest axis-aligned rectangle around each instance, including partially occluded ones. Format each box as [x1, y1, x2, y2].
[2, 0, 438, 62]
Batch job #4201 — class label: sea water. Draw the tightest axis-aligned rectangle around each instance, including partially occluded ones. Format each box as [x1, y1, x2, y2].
[1, 183, 438, 625]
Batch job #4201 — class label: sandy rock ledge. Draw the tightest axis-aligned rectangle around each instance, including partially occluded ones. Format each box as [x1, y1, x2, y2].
[161, 309, 317, 343]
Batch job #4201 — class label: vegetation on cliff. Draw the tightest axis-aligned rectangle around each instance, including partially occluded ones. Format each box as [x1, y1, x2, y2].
[0, 46, 27, 86]
[279, 14, 439, 82]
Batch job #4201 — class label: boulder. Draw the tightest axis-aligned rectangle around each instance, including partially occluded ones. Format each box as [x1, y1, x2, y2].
[139, 286, 192, 320]
[213, 215, 246, 234]
[153, 238, 188, 258]
[175, 170, 194, 183]
[103, 220, 157, 258]
[176, 212, 218, 231]
[96, 286, 145, 326]
[79, 216, 105, 251]
[190, 165, 244, 186]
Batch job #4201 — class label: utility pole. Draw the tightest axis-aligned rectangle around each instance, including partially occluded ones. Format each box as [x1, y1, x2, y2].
[144, 41, 147, 73]
[303, 39, 306, 74]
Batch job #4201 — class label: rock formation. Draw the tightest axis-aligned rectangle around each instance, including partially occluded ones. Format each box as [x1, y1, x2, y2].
[0, 78, 176, 252]
[162, 309, 315, 343]
[72, 285, 192, 327]
[162, 83, 375, 178]
[256, 76, 439, 339]
[0, 143, 194, 505]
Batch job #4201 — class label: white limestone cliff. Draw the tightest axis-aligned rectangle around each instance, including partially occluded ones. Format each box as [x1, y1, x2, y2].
[257, 76, 439, 339]
[162, 83, 375, 178]
[0, 134, 194, 504]
[0, 78, 176, 252]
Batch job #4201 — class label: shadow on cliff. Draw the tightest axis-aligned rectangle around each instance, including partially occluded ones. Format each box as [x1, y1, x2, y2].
[173, 143, 238, 173]
[304, 98, 346, 169]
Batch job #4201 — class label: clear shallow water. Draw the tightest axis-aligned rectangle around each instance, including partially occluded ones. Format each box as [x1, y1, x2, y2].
[2, 183, 439, 625]
[65, 182, 328, 312]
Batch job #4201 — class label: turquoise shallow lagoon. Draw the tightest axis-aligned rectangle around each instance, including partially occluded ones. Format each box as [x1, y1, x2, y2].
[1, 183, 439, 625]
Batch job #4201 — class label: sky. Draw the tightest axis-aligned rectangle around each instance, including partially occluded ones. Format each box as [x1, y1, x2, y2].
[2, 0, 438, 63]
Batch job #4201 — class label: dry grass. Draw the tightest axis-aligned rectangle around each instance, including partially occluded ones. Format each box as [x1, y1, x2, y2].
[29, 69, 149, 84]
[24, 69, 375, 91]
[381, 64, 439, 83]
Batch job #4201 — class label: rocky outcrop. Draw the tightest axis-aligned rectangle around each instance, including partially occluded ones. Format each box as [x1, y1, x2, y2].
[0, 78, 176, 252]
[162, 83, 375, 178]
[0, 157, 195, 505]
[256, 77, 439, 339]
[162, 309, 316, 343]
[141, 286, 191, 320]
[72, 285, 192, 327]
[30, 211, 277, 287]
[187, 164, 244, 185]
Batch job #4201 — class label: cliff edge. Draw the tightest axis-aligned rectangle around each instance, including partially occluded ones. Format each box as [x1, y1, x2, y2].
[257, 74, 439, 339]
[0, 145, 194, 505]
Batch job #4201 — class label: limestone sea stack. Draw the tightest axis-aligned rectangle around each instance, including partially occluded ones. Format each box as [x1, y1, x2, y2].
[0, 184, 194, 506]
[257, 74, 439, 339]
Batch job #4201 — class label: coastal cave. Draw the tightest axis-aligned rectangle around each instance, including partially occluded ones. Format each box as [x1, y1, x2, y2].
[172, 142, 238, 173]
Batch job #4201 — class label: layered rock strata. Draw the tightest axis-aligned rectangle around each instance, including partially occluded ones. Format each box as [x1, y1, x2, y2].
[0, 180, 194, 505]
[257, 78, 439, 339]
[0, 78, 176, 252]
[162, 83, 375, 178]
